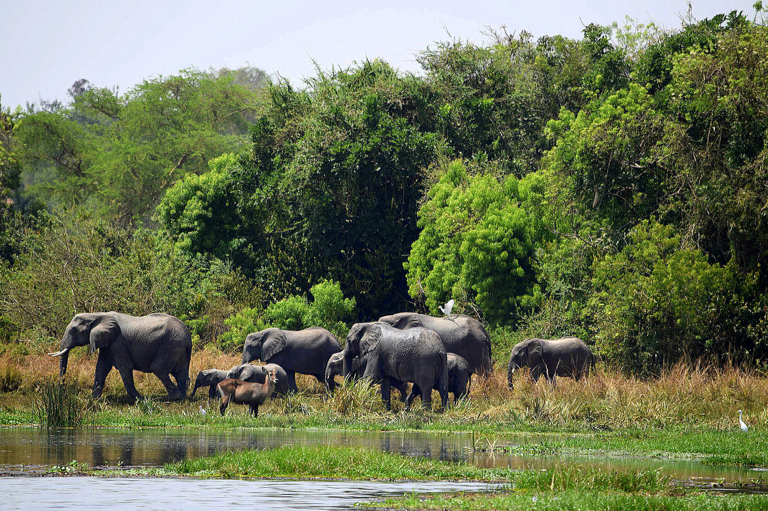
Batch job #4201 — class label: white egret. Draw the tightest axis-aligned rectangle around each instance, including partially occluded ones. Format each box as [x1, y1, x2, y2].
[439, 299, 454, 316]
[199, 405, 207, 416]
[739, 410, 748, 433]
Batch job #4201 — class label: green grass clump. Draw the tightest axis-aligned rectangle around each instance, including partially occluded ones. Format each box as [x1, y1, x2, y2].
[161, 445, 677, 489]
[165, 445, 510, 480]
[369, 491, 768, 511]
[32, 378, 88, 428]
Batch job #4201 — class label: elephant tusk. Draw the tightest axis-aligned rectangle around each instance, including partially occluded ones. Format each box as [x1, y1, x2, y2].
[48, 348, 70, 357]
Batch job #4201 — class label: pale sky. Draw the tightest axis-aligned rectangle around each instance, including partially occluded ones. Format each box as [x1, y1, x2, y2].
[0, 0, 760, 109]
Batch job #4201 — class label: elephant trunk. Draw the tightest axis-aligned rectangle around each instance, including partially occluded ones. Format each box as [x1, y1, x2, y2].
[54, 349, 70, 379]
[507, 361, 517, 390]
[342, 350, 354, 380]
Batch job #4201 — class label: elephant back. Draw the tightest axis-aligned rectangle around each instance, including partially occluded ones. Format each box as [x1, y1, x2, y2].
[380, 313, 492, 375]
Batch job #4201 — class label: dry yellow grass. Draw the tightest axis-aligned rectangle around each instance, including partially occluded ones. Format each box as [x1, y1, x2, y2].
[1, 346, 766, 430]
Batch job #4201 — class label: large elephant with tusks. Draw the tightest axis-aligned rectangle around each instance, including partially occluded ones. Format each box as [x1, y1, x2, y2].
[50, 312, 192, 402]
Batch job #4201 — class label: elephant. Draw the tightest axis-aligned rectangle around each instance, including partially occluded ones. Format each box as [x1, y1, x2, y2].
[507, 337, 594, 390]
[191, 369, 228, 399]
[344, 322, 448, 411]
[325, 351, 409, 402]
[227, 363, 290, 397]
[50, 312, 192, 402]
[242, 327, 342, 393]
[407, 353, 472, 406]
[378, 312, 493, 376]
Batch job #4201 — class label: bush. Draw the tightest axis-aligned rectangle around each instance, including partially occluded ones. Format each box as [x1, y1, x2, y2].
[0, 211, 260, 343]
[264, 280, 356, 340]
[218, 307, 265, 353]
[590, 219, 767, 374]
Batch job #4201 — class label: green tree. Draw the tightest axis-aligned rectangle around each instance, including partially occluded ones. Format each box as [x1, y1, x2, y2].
[664, 19, 768, 281]
[405, 160, 550, 325]
[159, 60, 439, 316]
[417, 32, 589, 176]
[15, 68, 265, 224]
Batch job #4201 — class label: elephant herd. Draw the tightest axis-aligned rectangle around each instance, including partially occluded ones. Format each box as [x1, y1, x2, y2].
[49, 311, 595, 413]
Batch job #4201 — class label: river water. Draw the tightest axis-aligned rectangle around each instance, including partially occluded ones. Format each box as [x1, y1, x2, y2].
[1, 477, 498, 510]
[0, 426, 765, 509]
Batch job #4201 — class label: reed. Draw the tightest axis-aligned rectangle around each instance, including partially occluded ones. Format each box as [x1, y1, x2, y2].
[32, 377, 88, 428]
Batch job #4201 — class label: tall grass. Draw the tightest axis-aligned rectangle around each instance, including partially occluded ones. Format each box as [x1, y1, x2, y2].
[32, 378, 88, 428]
[3, 346, 768, 434]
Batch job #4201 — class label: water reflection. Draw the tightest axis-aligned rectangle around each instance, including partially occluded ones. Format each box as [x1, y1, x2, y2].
[0, 426, 764, 485]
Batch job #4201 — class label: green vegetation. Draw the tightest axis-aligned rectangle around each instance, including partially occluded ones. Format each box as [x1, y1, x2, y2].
[32, 378, 88, 428]
[370, 490, 768, 510]
[3, 11, 768, 375]
[67, 445, 767, 509]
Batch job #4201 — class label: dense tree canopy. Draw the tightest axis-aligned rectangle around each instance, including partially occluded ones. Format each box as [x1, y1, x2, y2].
[14, 68, 266, 225]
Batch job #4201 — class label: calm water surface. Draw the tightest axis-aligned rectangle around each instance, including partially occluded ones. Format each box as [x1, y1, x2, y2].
[1, 426, 766, 509]
[0, 426, 762, 483]
[0, 477, 498, 510]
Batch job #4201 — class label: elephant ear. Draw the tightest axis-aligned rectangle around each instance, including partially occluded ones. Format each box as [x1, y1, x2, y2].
[360, 325, 382, 357]
[527, 339, 543, 367]
[406, 315, 422, 329]
[89, 315, 120, 353]
[262, 331, 287, 362]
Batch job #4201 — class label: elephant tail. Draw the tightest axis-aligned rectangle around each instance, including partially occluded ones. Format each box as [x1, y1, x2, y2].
[478, 322, 494, 376]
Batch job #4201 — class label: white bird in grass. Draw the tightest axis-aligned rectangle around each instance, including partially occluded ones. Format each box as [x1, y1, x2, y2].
[199, 405, 207, 416]
[739, 410, 748, 433]
[439, 299, 454, 316]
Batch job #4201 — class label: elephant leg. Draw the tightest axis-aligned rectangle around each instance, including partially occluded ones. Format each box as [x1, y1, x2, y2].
[92, 353, 113, 399]
[286, 371, 298, 393]
[405, 385, 421, 410]
[116, 366, 142, 402]
[171, 369, 189, 398]
[391, 379, 409, 403]
[380, 378, 392, 410]
[419, 382, 433, 410]
[208, 385, 217, 399]
[154, 371, 183, 401]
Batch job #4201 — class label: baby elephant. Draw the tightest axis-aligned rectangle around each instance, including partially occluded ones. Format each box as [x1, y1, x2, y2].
[407, 353, 472, 406]
[191, 369, 228, 399]
[217, 369, 278, 417]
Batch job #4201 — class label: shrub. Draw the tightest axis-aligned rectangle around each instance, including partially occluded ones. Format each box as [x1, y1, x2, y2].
[590, 219, 767, 374]
[218, 307, 265, 353]
[264, 280, 356, 340]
